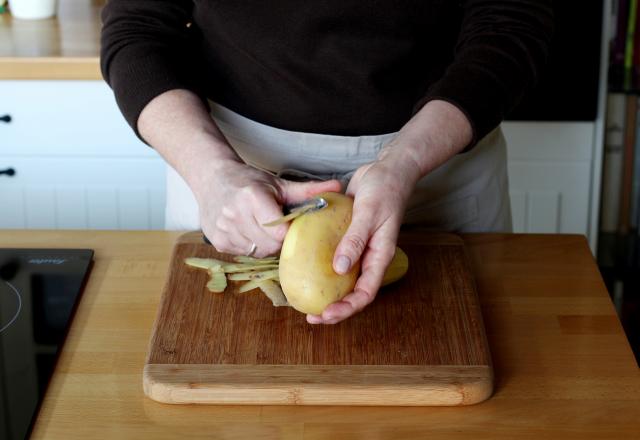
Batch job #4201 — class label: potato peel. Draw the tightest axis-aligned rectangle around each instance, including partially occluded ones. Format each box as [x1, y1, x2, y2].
[227, 269, 279, 282]
[257, 280, 289, 307]
[233, 256, 278, 264]
[185, 257, 228, 270]
[222, 263, 279, 273]
[185, 254, 290, 306]
[206, 266, 227, 292]
[237, 279, 261, 293]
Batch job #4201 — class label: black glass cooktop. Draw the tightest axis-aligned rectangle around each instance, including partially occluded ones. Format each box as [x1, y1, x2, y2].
[0, 248, 93, 440]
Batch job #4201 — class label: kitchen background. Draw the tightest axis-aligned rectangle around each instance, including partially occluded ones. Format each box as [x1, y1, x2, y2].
[0, 0, 638, 362]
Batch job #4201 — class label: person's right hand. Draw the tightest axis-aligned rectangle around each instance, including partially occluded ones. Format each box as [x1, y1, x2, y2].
[135, 89, 339, 255]
[195, 158, 342, 258]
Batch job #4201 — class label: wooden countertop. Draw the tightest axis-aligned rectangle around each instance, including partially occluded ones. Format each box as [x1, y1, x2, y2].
[2, 230, 638, 439]
[0, 0, 103, 79]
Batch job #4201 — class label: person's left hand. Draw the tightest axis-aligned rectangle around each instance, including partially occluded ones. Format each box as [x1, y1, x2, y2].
[306, 153, 420, 324]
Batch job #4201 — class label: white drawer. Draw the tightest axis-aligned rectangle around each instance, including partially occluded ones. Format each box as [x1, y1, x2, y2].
[0, 156, 166, 229]
[0, 80, 154, 157]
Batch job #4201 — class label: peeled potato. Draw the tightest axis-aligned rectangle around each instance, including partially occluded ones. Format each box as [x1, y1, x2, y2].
[279, 192, 359, 315]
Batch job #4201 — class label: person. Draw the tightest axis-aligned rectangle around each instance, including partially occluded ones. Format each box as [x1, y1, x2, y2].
[100, 0, 553, 324]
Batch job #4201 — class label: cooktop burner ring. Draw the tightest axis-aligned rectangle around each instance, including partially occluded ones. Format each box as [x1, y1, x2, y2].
[0, 280, 22, 333]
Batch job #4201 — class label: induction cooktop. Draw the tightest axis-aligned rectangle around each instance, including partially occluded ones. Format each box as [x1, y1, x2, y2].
[0, 248, 93, 440]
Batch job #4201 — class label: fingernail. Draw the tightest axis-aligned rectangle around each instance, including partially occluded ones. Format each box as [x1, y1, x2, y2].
[335, 255, 351, 274]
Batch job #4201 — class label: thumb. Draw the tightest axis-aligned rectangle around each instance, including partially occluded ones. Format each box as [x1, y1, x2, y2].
[279, 178, 342, 205]
[333, 208, 372, 275]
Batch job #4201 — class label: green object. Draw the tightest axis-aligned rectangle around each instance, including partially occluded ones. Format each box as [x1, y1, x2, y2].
[624, 0, 638, 91]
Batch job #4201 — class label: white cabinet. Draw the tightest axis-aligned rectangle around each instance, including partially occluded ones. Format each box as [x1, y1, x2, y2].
[0, 81, 166, 230]
[502, 121, 601, 249]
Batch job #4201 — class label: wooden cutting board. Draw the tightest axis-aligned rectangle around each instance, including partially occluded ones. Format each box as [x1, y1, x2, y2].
[143, 231, 493, 406]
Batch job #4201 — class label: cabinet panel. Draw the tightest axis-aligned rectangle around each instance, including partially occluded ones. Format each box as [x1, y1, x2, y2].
[25, 187, 56, 228]
[56, 186, 89, 229]
[0, 158, 165, 230]
[0, 81, 152, 157]
[502, 122, 594, 161]
[0, 188, 25, 228]
[150, 189, 166, 230]
[509, 190, 566, 233]
[508, 161, 591, 234]
[528, 191, 561, 233]
[87, 187, 118, 229]
[503, 121, 597, 240]
[509, 191, 527, 232]
[118, 187, 151, 230]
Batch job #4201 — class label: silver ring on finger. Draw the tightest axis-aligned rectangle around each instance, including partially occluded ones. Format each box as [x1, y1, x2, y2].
[246, 242, 257, 257]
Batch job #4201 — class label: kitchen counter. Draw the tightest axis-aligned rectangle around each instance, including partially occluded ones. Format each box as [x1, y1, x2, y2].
[0, 0, 103, 79]
[3, 230, 638, 439]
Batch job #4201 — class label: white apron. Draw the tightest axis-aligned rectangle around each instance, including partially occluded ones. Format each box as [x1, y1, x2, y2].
[165, 102, 512, 232]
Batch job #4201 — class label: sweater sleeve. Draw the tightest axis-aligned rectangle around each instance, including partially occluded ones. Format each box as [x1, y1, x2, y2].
[100, 0, 205, 138]
[416, 0, 554, 149]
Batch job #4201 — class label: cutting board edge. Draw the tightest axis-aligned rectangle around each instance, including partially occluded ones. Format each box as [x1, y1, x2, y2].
[143, 364, 493, 406]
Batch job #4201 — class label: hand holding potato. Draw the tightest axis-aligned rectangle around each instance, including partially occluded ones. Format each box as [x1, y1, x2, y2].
[306, 154, 420, 324]
[195, 158, 341, 258]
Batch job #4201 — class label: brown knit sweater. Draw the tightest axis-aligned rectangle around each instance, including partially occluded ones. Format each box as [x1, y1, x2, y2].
[100, 0, 553, 147]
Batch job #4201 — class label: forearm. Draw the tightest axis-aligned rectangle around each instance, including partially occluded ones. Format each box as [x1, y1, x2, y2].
[379, 99, 473, 184]
[138, 89, 241, 195]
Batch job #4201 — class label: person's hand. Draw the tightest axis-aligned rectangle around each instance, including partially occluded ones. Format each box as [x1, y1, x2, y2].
[306, 154, 420, 324]
[196, 159, 341, 257]
[304, 100, 473, 324]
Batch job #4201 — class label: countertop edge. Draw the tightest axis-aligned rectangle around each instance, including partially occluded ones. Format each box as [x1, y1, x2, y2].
[0, 57, 102, 80]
